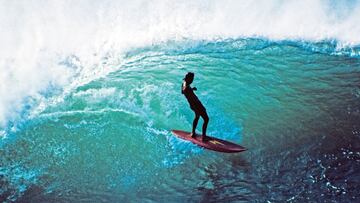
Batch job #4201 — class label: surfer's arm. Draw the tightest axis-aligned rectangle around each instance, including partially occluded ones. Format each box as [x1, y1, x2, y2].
[181, 81, 186, 94]
[192, 87, 197, 91]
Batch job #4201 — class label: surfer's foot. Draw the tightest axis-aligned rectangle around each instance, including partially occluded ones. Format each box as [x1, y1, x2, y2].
[191, 133, 197, 138]
[202, 135, 210, 142]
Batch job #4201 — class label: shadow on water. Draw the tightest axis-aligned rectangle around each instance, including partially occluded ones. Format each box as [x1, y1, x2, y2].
[197, 154, 252, 202]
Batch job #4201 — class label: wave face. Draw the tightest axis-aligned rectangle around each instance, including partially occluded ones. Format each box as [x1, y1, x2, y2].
[1, 0, 360, 129]
[1, 1, 360, 202]
[1, 38, 360, 202]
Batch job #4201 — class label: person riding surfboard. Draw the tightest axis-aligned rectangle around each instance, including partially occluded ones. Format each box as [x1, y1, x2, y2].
[181, 72, 210, 142]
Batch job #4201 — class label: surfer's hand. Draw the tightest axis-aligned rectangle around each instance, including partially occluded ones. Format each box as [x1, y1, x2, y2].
[193, 87, 197, 91]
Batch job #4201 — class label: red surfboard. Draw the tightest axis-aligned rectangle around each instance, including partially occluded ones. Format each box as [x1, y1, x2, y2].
[171, 130, 246, 153]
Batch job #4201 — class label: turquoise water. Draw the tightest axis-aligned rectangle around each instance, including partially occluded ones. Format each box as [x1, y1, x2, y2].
[1, 38, 359, 202]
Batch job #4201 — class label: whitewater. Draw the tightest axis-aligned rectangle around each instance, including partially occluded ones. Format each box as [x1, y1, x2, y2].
[1, 0, 360, 202]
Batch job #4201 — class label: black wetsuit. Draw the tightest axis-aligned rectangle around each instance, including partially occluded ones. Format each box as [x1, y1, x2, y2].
[181, 80, 209, 138]
[182, 84, 207, 115]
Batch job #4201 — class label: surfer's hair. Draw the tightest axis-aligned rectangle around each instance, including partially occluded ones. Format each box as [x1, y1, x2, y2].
[184, 72, 194, 84]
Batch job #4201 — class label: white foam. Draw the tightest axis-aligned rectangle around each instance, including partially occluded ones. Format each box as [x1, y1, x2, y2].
[1, 0, 359, 128]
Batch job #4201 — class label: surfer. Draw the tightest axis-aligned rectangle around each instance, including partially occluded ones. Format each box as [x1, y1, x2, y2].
[181, 72, 209, 141]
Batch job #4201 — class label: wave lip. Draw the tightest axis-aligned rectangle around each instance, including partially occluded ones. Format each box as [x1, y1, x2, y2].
[1, 0, 360, 131]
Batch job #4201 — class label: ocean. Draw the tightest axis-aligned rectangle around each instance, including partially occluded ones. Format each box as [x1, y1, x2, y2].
[1, 1, 359, 202]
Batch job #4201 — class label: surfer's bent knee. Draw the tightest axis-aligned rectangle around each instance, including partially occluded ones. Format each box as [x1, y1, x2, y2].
[202, 113, 209, 123]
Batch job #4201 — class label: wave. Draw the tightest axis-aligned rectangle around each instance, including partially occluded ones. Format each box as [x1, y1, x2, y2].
[1, 0, 360, 131]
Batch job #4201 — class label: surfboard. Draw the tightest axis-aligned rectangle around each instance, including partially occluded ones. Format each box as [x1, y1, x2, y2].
[171, 130, 246, 153]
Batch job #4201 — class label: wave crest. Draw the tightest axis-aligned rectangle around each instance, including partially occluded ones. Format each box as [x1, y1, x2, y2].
[1, 0, 360, 129]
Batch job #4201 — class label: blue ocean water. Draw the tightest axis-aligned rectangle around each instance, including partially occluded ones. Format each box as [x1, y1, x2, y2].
[1, 1, 360, 202]
[1, 38, 359, 202]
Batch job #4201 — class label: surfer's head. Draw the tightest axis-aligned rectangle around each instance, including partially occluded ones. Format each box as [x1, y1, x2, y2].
[184, 72, 194, 84]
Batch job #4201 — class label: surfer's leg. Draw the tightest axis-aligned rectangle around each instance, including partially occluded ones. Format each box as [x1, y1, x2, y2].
[201, 111, 209, 141]
[192, 113, 200, 137]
